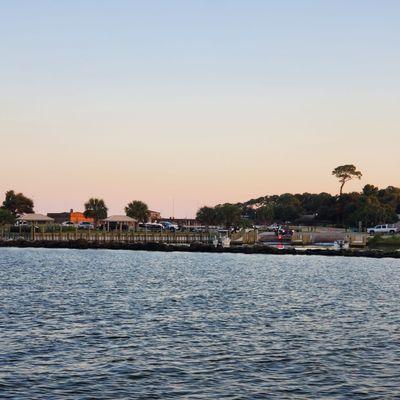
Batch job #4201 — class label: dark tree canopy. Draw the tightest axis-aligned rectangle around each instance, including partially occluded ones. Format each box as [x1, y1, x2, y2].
[273, 193, 302, 222]
[196, 206, 218, 227]
[125, 200, 149, 223]
[363, 184, 379, 197]
[214, 203, 242, 229]
[332, 164, 362, 195]
[377, 186, 400, 213]
[0, 208, 16, 225]
[2, 190, 34, 216]
[255, 204, 274, 224]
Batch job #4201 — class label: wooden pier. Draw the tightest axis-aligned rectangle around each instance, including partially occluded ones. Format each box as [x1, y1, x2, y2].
[0, 229, 216, 245]
[291, 231, 368, 247]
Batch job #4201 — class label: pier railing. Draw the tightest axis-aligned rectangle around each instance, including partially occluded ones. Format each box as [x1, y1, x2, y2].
[0, 229, 216, 245]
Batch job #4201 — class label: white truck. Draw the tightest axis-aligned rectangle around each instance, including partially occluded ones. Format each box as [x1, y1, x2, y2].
[367, 224, 398, 235]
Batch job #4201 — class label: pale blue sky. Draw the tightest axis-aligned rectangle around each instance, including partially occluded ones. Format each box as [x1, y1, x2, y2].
[1, 1, 399, 216]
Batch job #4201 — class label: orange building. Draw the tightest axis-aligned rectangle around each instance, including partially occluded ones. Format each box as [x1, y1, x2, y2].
[69, 209, 94, 224]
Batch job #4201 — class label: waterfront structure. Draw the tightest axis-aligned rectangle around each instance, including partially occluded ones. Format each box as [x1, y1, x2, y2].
[103, 215, 138, 231]
[47, 209, 94, 224]
[19, 213, 54, 225]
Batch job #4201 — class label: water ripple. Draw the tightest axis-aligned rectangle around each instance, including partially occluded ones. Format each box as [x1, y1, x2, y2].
[1, 248, 400, 399]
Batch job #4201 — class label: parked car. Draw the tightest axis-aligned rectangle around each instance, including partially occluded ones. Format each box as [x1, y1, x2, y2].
[367, 224, 398, 235]
[187, 226, 207, 232]
[138, 223, 164, 231]
[78, 221, 94, 230]
[159, 221, 179, 232]
[61, 221, 76, 227]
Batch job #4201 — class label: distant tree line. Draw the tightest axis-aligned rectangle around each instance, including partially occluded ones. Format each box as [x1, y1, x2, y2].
[196, 164, 398, 229]
[196, 185, 400, 229]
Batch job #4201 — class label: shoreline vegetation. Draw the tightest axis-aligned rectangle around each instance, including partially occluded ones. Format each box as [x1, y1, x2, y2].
[1, 166, 400, 232]
[1, 239, 399, 259]
[1, 167, 399, 258]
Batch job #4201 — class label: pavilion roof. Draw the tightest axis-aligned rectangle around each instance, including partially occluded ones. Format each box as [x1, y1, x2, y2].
[19, 213, 54, 222]
[103, 215, 137, 223]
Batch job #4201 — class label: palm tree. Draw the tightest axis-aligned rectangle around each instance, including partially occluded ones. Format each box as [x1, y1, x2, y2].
[125, 200, 149, 223]
[84, 198, 108, 227]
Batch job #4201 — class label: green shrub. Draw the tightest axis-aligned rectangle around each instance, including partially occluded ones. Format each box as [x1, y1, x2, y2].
[368, 235, 400, 248]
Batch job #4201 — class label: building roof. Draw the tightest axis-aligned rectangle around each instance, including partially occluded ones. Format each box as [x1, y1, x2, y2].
[103, 215, 137, 223]
[47, 212, 70, 217]
[19, 213, 54, 222]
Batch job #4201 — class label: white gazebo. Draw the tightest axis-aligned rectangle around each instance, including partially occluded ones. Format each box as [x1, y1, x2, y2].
[19, 213, 54, 225]
[103, 215, 138, 231]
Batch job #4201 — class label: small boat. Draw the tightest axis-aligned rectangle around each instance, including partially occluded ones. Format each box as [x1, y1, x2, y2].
[219, 236, 231, 248]
[333, 240, 349, 250]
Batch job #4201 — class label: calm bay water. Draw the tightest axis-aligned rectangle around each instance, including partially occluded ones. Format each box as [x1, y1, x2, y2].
[1, 248, 399, 399]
